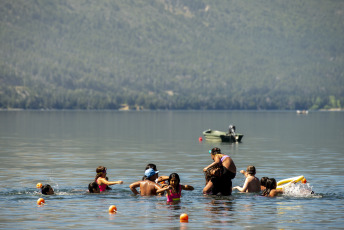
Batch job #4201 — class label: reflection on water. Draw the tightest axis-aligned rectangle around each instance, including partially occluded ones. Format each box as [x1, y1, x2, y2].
[0, 111, 344, 229]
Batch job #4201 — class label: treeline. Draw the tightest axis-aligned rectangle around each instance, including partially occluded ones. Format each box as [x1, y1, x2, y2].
[0, 0, 343, 110]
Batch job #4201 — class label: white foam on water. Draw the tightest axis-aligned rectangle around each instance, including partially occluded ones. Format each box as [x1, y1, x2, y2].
[283, 183, 315, 197]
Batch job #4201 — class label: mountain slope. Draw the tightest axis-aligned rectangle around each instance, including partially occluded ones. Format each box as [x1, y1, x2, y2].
[0, 0, 343, 109]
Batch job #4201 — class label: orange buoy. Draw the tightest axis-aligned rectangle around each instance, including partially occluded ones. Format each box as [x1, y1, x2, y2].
[37, 198, 45, 205]
[198, 137, 203, 142]
[180, 213, 188, 222]
[108, 205, 117, 213]
[36, 183, 42, 189]
[301, 178, 307, 184]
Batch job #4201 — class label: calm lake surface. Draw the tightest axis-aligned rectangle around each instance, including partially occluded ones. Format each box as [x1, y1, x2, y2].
[0, 110, 343, 229]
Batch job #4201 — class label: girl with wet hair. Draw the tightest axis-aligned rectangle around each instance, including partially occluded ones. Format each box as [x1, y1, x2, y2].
[261, 178, 283, 197]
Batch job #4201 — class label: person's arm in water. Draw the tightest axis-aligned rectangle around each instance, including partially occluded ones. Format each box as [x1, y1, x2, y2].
[233, 177, 249, 192]
[203, 155, 221, 172]
[181, 184, 194, 191]
[98, 177, 123, 186]
[269, 189, 283, 197]
[129, 181, 141, 195]
[203, 181, 214, 194]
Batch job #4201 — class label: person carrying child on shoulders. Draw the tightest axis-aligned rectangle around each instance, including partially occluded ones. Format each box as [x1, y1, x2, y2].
[233, 165, 260, 193]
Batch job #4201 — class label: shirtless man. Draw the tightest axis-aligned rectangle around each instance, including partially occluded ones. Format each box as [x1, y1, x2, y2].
[233, 165, 261, 193]
[129, 168, 163, 196]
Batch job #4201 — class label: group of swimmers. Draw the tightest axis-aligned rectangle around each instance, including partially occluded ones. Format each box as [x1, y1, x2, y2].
[39, 147, 284, 199]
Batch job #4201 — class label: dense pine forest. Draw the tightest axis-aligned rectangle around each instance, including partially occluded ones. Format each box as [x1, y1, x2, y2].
[0, 0, 343, 110]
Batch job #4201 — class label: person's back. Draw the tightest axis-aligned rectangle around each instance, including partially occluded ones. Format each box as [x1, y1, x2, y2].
[233, 165, 260, 193]
[245, 175, 261, 192]
[138, 179, 161, 196]
[130, 168, 162, 196]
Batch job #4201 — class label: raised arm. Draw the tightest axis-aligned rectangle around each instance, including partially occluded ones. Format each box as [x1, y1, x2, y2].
[156, 185, 171, 195]
[98, 177, 123, 186]
[157, 176, 169, 183]
[203, 155, 221, 172]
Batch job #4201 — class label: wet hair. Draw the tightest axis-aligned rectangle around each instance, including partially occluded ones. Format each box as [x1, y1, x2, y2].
[211, 147, 221, 155]
[41, 184, 53, 195]
[142, 163, 158, 180]
[95, 166, 107, 182]
[88, 182, 99, 193]
[260, 177, 269, 187]
[168, 173, 180, 194]
[246, 165, 256, 175]
[204, 163, 223, 184]
[262, 178, 277, 196]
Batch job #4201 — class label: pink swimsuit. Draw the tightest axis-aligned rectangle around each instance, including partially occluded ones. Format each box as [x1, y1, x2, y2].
[97, 178, 107, 192]
[167, 185, 182, 202]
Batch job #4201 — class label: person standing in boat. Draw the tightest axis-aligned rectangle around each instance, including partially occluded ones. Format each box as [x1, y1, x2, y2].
[203, 147, 237, 195]
[228, 124, 236, 136]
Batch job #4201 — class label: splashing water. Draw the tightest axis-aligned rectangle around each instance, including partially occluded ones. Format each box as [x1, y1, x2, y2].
[283, 183, 315, 197]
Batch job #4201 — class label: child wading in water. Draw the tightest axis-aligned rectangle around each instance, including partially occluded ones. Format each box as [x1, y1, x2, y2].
[261, 178, 283, 197]
[260, 177, 269, 191]
[41, 184, 54, 195]
[95, 166, 123, 192]
[233, 165, 261, 193]
[157, 173, 194, 203]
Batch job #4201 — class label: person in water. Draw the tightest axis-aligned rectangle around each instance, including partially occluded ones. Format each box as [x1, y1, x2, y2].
[233, 165, 261, 193]
[157, 173, 194, 203]
[261, 178, 283, 197]
[88, 181, 100, 193]
[203, 147, 237, 195]
[130, 168, 163, 196]
[41, 184, 54, 195]
[260, 177, 269, 191]
[95, 166, 123, 192]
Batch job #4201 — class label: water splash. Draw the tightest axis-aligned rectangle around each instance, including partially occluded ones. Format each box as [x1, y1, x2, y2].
[283, 183, 316, 197]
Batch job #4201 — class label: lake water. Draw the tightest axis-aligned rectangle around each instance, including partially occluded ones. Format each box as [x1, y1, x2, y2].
[0, 110, 343, 229]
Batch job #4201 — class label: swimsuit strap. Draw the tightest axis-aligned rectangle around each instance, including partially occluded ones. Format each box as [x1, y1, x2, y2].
[216, 154, 230, 162]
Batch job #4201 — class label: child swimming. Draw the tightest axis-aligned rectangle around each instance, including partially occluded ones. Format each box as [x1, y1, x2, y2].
[95, 166, 123, 192]
[41, 184, 54, 195]
[88, 181, 100, 193]
[157, 173, 194, 203]
[233, 165, 261, 193]
[261, 178, 283, 197]
[260, 177, 269, 191]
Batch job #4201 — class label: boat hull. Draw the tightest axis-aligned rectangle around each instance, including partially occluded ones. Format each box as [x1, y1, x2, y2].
[202, 129, 243, 142]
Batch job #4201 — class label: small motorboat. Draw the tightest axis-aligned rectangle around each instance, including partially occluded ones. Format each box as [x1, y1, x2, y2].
[202, 129, 244, 142]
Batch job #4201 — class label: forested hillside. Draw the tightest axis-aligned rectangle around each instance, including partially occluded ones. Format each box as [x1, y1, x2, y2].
[0, 0, 343, 110]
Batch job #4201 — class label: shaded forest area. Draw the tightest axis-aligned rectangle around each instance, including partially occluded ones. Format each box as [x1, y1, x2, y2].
[0, 0, 343, 110]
